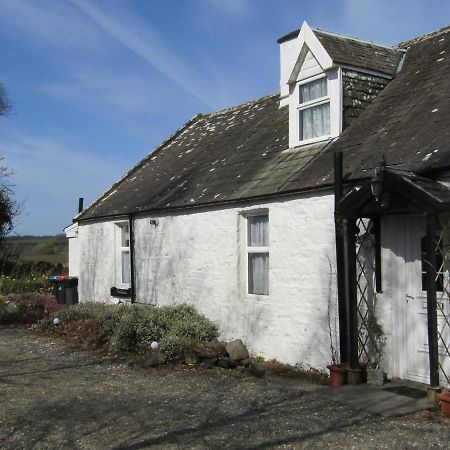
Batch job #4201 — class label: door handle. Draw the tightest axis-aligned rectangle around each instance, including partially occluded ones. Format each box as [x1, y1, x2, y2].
[406, 294, 414, 303]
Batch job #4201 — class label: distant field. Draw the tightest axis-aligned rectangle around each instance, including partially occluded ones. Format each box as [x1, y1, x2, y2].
[5, 235, 68, 266]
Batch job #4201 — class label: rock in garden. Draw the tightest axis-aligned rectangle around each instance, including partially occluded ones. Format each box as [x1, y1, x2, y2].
[184, 351, 201, 365]
[144, 351, 163, 368]
[226, 339, 249, 361]
[246, 364, 265, 378]
[240, 357, 252, 366]
[217, 357, 238, 369]
[193, 341, 227, 359]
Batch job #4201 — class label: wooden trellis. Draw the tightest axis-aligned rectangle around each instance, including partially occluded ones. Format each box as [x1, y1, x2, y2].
[435, 221, 450, 386]
[355, 218, 379, 366]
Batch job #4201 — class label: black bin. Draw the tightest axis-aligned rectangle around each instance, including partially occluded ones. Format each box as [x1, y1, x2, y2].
[63, 277, 79, 305]
[49, 276, 79, 305]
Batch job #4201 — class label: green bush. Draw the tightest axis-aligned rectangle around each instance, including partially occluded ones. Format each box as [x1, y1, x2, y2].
[0, 292, 60, 324]
[0, 274, 52, 294]
[39, 303, 219, 359]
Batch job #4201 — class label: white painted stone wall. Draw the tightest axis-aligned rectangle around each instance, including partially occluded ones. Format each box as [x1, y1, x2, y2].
[78, 218, 123, 303]
[77, 192, 339, 370]
[64, 223, 80, 277]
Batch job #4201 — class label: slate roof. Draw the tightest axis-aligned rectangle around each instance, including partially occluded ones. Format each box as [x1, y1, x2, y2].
[78, 95, 332, 220]
[278, 28, 402, 77]
[78, 25, 450, 222]
[301, 25, 450, 188]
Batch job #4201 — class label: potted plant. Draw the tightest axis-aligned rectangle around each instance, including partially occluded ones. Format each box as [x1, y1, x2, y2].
[327, 363, 348, 387]
[437, 391, 450, 416]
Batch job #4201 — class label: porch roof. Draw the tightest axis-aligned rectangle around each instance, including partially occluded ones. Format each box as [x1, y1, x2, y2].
[338, 167, 450, 217]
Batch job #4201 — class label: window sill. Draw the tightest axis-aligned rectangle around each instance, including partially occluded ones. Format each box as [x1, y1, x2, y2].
[243, 294, 271, 304]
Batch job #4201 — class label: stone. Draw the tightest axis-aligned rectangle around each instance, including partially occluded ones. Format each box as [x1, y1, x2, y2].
[184, 351, 201, 365]
[193, 341, 227, 359]
[246, 364, 265, 378]
[217, 357, 237, 369]
[143, 351, 164, 368]
[240, 357, 252, 367]
[225, 339, 249, 361]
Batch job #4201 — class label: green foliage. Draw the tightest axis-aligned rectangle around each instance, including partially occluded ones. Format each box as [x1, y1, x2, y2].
[3, 235, 68, 266]
[0, 292, 60, 324]
[0, 274, 52, 294]
[39, 303, 219, 359]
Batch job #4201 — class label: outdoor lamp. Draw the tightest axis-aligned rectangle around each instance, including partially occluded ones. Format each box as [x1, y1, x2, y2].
[370, 167, 383, 202]
[53, 317, 60, 325]
[151, 341, 159, 350]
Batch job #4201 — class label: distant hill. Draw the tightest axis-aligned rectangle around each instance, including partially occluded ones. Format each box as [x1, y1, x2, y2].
[4, 235, 68, 266]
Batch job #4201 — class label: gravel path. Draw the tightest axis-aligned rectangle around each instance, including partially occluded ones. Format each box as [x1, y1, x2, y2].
[0, 327, 449, 449]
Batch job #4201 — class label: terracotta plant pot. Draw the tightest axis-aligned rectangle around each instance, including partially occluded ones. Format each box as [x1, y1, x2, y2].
[437, 391, 450, 417]
[327, 363, 348, 387]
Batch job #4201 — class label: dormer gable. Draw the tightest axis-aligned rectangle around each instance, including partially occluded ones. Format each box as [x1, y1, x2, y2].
[278, 22, 402, 149]
[279, 22, 340, 148]
[288, 22, 333, 84]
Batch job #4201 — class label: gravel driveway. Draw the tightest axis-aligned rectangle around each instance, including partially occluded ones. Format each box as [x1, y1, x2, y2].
[0, 327, 449, 449]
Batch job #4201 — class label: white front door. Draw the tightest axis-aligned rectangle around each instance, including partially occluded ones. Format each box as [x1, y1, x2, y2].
[403, 218, 450, 385]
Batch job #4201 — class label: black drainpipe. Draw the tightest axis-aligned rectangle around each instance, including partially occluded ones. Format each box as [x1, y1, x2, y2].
[129, 214, 136, 303]
[334, 151, 348, 363]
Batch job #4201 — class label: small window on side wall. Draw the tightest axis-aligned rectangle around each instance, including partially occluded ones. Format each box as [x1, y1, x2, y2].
[246, 214, 269, 296]
[116, 222, 131, 286]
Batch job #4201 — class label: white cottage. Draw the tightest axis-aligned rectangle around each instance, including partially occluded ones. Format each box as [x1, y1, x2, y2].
[67, 22, 450, 387]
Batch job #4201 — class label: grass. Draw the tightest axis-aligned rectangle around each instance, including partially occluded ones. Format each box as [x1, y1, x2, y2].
[4, 235, 68, 266]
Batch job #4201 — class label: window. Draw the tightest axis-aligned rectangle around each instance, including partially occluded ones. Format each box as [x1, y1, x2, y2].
[298, 76, 330, 141]
[117, 222, 131, 286]
[246, 214, 269, 296]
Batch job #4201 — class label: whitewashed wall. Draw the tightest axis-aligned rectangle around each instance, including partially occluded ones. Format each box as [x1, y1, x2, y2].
[77, 192, 338, 369]
[64, 223, 80, 277]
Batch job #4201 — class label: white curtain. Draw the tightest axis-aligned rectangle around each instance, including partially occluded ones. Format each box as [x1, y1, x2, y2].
[300, 103, 330, 140]
[248, 253, 269, 295]
[300, 77, 327, 103]
[247, 215, 269, 295]
[247, 215, 269, 246]
[122, 250, 131, 284]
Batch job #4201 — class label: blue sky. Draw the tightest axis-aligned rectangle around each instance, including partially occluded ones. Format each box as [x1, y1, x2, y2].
[0, 0, 449, 235]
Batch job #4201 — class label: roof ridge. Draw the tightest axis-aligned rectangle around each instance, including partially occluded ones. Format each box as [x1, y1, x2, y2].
[398, 25, 450, 48]
[206, 92, 280, 118]
[312, 27, 396, 51]
[75, 113, 203, 221]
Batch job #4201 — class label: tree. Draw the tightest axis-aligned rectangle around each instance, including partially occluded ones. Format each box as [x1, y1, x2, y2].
[0, 83, 11, 117]
[0, 83, 17, 239]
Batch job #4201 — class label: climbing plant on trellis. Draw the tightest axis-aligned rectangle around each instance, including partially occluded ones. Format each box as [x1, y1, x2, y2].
[435, 219, 450, 386]
[355, 218, 380, 367]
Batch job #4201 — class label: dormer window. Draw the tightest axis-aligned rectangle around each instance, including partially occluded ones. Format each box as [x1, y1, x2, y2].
[298, 76, 330, 141]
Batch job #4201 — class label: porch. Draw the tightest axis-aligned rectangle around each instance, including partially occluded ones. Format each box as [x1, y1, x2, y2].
[334, 153, 450, 388]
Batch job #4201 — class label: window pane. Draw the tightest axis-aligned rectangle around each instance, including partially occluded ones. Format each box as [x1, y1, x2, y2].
[121, 224, 130, 247]
[247, 215, 269, 246]
[122, 250, 131, 284]
[300, 78, 327, 103]
[248, 253, 269, 295]
[300, 102, 330, 140]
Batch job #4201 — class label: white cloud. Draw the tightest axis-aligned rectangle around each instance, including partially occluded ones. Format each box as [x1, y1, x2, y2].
[39, 68, 162, 115]
[0, 131, 127, 235]
[69, 0, 217, 108]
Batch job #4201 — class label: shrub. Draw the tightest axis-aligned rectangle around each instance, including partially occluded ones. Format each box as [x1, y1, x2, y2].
[38, 303, 219, 360]
[0, 292, 59, 324]
[0, 274, 52, 294]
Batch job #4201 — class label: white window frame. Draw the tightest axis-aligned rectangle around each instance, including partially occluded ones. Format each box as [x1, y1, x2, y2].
[115, 221, 131, 288]
[288, 68, 342, 148]
[240, 210, 269, 300]
[297, 74, 331, 144]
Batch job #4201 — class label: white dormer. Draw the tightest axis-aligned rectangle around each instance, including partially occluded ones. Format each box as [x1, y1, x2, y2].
[279, 22, 342, 148]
